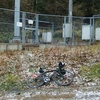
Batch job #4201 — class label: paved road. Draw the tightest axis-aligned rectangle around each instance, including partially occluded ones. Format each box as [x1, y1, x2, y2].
[0, 86, 100, 100]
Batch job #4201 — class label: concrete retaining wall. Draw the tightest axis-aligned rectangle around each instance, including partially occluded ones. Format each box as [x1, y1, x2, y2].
[0, 43, 22, 52]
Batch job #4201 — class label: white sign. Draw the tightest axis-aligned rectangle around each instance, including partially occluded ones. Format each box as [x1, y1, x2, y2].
[17, 22, 22, 27]
[96, 28, 100, 40]
[82, 25, 91, 40]
[63, 23, 72, 38]
[28, 20, 33, 24]
[70, 11, 72, 16]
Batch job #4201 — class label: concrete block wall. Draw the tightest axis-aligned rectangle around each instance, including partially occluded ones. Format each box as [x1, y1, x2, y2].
[0, 43, 22, 52]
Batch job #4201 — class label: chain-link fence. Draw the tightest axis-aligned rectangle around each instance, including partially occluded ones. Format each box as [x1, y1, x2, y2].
[0, 8, 99, 46]
[0, 8, 14, 43]
[93, 14, 100, 43]
[73, 17, 92, 45]
[39, 14, 66, 45]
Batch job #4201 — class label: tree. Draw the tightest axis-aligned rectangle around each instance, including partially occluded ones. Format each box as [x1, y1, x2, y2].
[0, 0, 100, 16]
[0, 0, 14, 9]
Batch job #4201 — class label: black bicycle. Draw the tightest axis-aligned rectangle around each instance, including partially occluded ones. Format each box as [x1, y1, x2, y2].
[26, 62, 74, 88]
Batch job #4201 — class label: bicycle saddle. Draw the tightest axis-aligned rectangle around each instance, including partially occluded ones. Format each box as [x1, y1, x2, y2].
[39, 67, 44, 73]
[58, 62, 65, 68]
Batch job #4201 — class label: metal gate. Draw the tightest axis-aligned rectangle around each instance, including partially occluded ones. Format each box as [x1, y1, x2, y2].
[72, 17, 93, 45]
[21, 12, 39, 44]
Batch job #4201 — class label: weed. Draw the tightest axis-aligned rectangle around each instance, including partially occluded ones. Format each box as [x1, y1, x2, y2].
[0, 73, 26, 91]
[80, 63, 100, 80]
[87, 64, 100, 79]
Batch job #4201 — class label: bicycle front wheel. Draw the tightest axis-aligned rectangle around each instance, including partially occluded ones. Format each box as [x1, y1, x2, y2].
[54, 70, 74, 86]
[26, 74, 44, 88]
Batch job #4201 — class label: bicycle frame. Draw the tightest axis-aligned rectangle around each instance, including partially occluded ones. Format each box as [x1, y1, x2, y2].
[40, 67, 65, 83]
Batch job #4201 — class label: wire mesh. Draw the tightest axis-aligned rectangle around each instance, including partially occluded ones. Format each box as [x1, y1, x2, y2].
[0, 8, 96, 45]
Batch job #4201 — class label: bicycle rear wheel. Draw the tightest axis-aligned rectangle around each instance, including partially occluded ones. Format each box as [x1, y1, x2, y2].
[54, 70, 74, 86]
[26, 74, 44, 88]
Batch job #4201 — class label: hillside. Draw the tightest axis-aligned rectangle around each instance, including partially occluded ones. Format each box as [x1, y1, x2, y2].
[0, 43, 100, 91]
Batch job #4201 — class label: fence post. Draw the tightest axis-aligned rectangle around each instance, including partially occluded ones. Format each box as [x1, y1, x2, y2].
[90, 17, 93, 45]
[35, 14, 39, 44]
[72, 24, 74, 46]
[64, 16, 66, 45]
[93, 16, 95, 43]
[51, 22, 54, 44]
[22, 12, 26, 44]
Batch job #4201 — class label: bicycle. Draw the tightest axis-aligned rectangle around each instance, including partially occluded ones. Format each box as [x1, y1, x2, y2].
[26, 62, 74, 88]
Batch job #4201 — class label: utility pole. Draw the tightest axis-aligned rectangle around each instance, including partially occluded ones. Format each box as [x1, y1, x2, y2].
[68, 0, 73, 23]
[68, 0, 73, 45]
[13, 0, 21, 41]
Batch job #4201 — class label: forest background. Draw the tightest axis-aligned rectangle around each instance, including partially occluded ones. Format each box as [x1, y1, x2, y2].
[0, 0, 100, 16]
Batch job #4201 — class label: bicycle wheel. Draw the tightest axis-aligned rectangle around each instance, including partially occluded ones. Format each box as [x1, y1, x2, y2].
[26, 74, 44, 88]
[54, 70, 74, 86]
